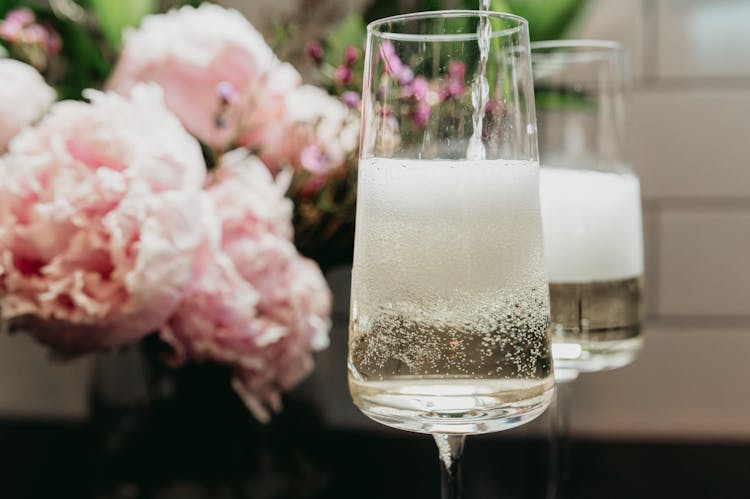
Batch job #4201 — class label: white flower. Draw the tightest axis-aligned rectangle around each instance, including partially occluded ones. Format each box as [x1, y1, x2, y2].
[285, 85, 359, 165]
[0, 59, 55, 151]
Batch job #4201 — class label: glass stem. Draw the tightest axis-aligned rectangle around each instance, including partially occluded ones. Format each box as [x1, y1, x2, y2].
[547, 378, 575, 499]
[434, 434, 466, 499]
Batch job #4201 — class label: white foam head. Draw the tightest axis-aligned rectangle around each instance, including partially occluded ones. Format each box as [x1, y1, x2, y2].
[539, 166, 644, 283]
[352, 158, 548, 307]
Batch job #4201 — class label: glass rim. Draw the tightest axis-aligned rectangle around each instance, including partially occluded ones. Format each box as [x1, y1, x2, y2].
[531, 39, 624, 62]
[367, 10, 528, 42]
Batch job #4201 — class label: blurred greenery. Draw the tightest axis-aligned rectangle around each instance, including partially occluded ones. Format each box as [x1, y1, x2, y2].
[507, 0, 588, 41]
[0, 1, 110, 99]
[91, 0, 156, 48]
[323, 13, 366, 66]
[362, 0, 589, 41]
[535, 88, 596, 112]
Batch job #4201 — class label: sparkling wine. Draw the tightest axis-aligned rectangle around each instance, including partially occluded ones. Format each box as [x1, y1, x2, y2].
[349, 158, 554, 434]
[539, 167, 644, 371]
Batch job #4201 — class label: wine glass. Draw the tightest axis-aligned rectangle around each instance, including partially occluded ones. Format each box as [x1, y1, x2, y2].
[533, 40, 644, 376]
[531, 40, 645, 498]
[349, 10, 553, 498]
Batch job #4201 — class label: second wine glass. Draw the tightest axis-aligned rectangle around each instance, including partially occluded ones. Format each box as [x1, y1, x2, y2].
[533, 40, 645, 376]
[349, 10, 553, 498]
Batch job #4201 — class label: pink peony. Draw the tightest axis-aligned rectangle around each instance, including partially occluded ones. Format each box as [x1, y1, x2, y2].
[0, 85, 208, 354]
[161, 151, 331, 422]
[0, 59, 55, 151]
[107, 3, 300, 152]
[241, 85, 359, 183]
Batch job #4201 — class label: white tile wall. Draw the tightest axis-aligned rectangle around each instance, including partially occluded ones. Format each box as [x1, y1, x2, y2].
[575, 0, 647, 80]
[642, 209, 660, 318]
[631, 89, 750, 200]
[569, 323, 750, 440]
[657, 210, 750, 317]
[656, 0, 750, 81]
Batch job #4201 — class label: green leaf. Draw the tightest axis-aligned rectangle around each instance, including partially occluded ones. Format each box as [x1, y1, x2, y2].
[535, 88, 596, 112]
[323, 12, 366, 67]
[0, 43, 7, 59]
[54, 19, 113, 100]
[90, 0, 156, 48]
[508, 0, 589, 41]
[461, 0, 511, 12]
[458, 0, 589, 41]
[365, 0, 402, 24]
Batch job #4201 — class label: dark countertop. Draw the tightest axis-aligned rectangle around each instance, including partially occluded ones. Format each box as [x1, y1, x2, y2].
[2, 414, 748, 499]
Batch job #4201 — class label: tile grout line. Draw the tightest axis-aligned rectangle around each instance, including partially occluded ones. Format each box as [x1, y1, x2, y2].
[647, 200, 661, 321]
[643, 198, 750, 212]
[641, 0, 659, 85]
[646, 316, 750, 328]
[634, 76, 750, 92]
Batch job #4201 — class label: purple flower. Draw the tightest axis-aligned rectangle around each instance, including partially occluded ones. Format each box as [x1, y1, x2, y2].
[0, 19, 22, 41]
[306, 41, 324, 63]
[45, 25, 62, 54]
[216, 81, 239, 104]
[6, 8, 35, 27]
[24, 23, 48, 45]
[410, 77, 429, 102]
[448, 61, 465, 80]
[379, 41, 415, 86]
[412, 102, 431, 127]
[344, 45, 358, 67]
[0, 10, 63, 57]
[341, 91, 360, 109]
[446, 80, 465, 97]
[441, 60, 467, 101]
[300, 145, 331, 174]
[397, 66, 414, 86]
[334, 65, 352, 85]
[379, 41, 399, 70]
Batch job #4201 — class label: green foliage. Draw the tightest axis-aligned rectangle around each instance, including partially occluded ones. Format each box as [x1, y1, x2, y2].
[535, 88, 596, 112]
[461, 0, 511, 12]
[54, 16, 113, 100]
[91, 0, 156, 48]
[364, 0, 402, 23]
[459, 0, 589, 41]
[0, 0, 23, 17]
[323, 12, 366, 66]
[509, 0, 588, 41]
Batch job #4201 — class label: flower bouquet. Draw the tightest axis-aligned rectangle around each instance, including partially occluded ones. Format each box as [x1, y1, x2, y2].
[0, 2, 360, 422]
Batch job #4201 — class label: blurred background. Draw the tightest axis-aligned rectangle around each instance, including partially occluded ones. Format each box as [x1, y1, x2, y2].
[0, 0, 749, 498]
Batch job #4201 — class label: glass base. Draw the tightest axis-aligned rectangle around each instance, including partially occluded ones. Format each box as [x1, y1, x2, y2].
[552, 336, 643, 373]
[350, 376, 554, 435]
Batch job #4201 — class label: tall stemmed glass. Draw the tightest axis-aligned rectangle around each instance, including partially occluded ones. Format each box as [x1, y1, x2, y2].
[531, 40, 645, 498]
[349, 11, 553, 498]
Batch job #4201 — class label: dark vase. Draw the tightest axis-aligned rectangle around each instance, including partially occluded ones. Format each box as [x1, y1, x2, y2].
[89, 340, 330, 499]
